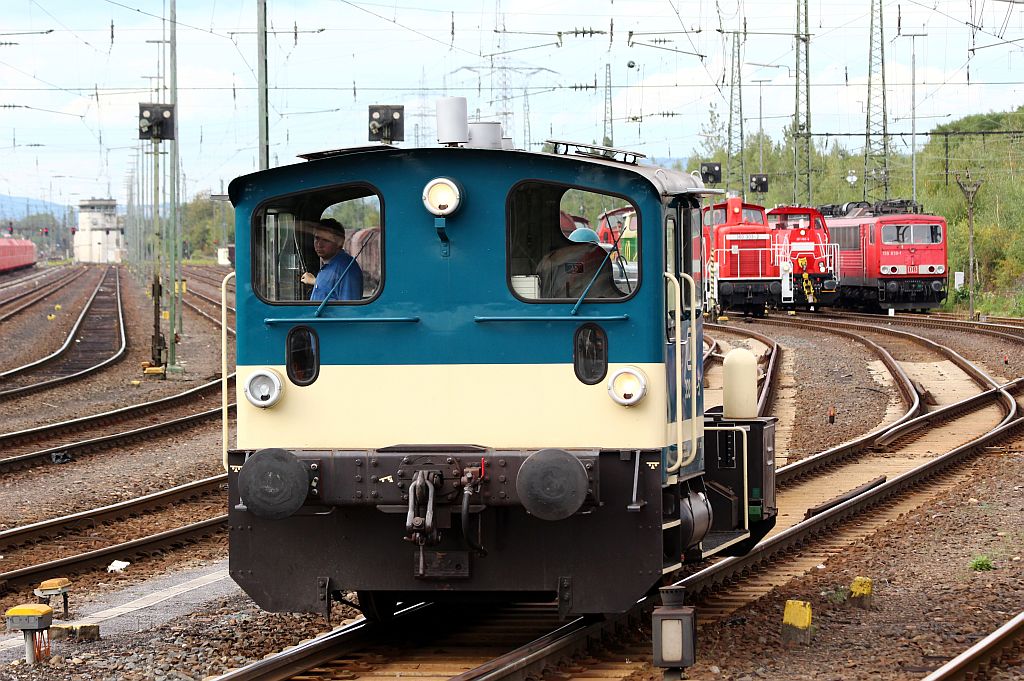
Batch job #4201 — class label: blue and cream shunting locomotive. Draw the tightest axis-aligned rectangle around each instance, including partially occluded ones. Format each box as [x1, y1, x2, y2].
[224, 101, 777, 630]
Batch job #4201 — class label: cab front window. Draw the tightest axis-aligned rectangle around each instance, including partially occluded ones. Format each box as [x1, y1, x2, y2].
[912, 224, 943, 244]
[252, 185, 382, 304]
[507, 182, 640, 301]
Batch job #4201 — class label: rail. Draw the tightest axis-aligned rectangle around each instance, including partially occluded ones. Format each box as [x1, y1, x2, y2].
[0, 266, 126, 400]
[923, 610, 1024, 680]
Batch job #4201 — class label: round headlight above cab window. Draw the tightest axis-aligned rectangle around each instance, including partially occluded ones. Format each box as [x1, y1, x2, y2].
[244, 369, 283, 408]
[607, 366, 648, 407]
[422, 178, 462, 216]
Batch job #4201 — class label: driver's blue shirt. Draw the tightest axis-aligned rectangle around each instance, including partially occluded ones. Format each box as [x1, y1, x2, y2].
[310, 251, 363, 301]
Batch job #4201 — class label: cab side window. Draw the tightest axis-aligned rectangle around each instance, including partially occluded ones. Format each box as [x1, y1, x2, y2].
[253, 185, 382, 304]
[507, 182, 640, 301]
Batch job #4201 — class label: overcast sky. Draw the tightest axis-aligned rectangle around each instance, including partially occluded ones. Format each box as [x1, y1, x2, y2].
[1, 0, 1022, 210]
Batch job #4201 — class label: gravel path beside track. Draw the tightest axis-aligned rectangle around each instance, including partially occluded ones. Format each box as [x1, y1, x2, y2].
[719, 319, 898, 462]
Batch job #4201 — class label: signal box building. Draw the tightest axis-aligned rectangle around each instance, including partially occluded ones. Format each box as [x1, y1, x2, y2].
[74, 198, 123, 263]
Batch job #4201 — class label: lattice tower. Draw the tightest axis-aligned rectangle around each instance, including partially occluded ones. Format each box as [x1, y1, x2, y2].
[793, 0, 812, 204]
[603, 63, 614, 146]
[493, 4, 513, 133]
[863, 0, 890, 201]
[523, 87, 532, 150]
[725, 32, 746, 196]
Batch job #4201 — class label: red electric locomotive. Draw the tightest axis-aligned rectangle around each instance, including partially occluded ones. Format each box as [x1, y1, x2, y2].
[821, 200, 948, 311]
[0, 237, 37, 274]
[766, 205, 840, 308]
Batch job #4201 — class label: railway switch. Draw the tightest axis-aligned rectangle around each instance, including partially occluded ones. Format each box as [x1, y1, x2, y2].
[5, 603, 52, 664]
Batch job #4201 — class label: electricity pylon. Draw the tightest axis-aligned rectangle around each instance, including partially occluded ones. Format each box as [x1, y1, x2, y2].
[793, 0, 811, 205]
[725, 32, 746, 196]
[863, 0, 890, 201]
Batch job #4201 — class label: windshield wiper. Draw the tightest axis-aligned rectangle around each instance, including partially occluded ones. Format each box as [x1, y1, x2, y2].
[569, 247, 615, 316]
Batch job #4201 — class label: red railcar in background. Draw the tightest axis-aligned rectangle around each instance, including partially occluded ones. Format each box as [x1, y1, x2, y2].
[0, 237, 37, 273]
[558, 210, 591, 238]
[820, 200, 948, 311]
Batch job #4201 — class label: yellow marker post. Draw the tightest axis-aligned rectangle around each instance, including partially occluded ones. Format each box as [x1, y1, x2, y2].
[782, 599, 813, 645]
[850, 576, 873, 609]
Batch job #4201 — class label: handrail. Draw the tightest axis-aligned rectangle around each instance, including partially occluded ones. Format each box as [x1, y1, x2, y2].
[222, 271, 236, 471]
[664, 272, 684, 474]
[678, 272, 700, 469]
[705, 425, 749, 530]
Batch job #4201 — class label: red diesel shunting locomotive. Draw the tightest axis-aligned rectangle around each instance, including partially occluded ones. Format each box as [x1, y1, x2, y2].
[766, 205, 840, 308]
[702, 197, 775, 316]
[702, 196, 838, 315]
[821, 199, 948, 311]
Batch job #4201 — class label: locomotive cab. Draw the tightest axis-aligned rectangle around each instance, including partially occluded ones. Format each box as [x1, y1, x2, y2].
[225, 129, 776, 623]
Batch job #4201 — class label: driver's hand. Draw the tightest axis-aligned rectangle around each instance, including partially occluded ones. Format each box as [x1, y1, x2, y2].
[300, 272, 316, 285]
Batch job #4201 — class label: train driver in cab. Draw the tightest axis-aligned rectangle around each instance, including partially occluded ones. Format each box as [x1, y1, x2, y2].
[300, 218, 364, 301]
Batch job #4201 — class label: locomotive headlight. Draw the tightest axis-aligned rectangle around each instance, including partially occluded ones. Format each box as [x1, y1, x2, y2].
[244, 369, 283, 408]
[422, 177, 462, 216]
[936, 265, 945, 274]
[781, 262, 792, 273]
[607, 366, 648, 406]
[818, 262, 826, 272]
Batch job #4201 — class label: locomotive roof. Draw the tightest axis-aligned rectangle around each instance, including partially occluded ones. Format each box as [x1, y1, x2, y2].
[768, 205, 826, 217]
[228, 143, 717, 205]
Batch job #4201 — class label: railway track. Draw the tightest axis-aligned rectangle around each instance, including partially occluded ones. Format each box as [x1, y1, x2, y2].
[0, 266, 125, 400]
[924, 610, 1024, 681]
[0, 267, 241, 601]
[925, 309, 1024, 329]
[208, 315, 1024, 680]
[705, 322, 780, 416]
[0, 266, 85, 322]
[3, 301, 1007, 679]
[0, 377, 234, 474]
[692, 317, 1021, 619]
[182, 264, 235, 293]
[212, 377, 1021, 681]
[823, 309, 1024, 343]
[0, 476, 227, 597]
[0, 266, 60, 291]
